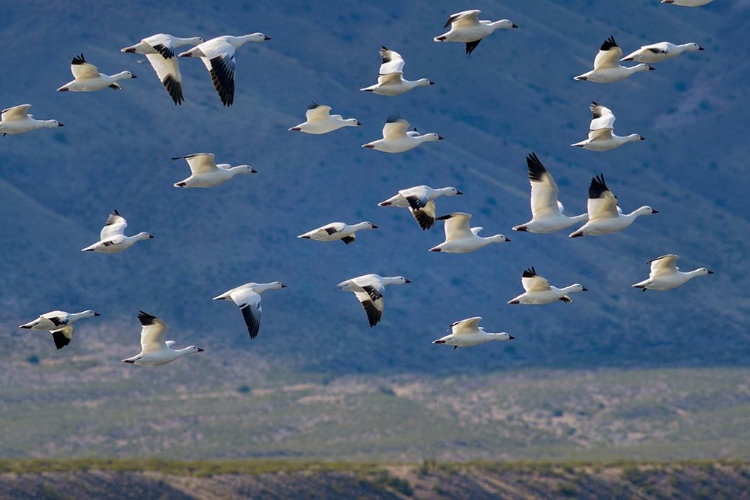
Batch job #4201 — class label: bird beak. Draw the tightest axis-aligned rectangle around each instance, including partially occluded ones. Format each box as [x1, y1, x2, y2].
[356, 121, 362, 126]
[456, 190, 463, 195]
[362, 144, 375, 149]
[640, 136, 646, 141]
[648, 66, 656, 71]
[707, 270, 714, 274]
[371, 225, 379, 229]
[131, 74, 138, 78]
[582, 287, 588, 292]
[264, 36, 272, 41]
[508, 335, 516, 340]
[404, 279, 412, 283]
[148, 234, 155, 239]
[505, 238, 511, 242]
[58, 122, 65, 127]
[429, 80, 435, 85]
[651, 209, 659, 214]
[197, 348, 205, 352]
[437, 135, 444, 140]
[698, 46, 705, 51]
[94, 312, 101, 316]
[281, 283, 288, 288]
[511, 24, 519, 28]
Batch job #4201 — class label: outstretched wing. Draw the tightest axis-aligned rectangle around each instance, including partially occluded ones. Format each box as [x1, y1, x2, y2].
[233, 288, 263, 339]
[70, 54, 101, 79]
[451, 316, 482, 335]
[174, 153, 219, 174]
[379, 46, 405, 74]
[444, 10, 481, 28]
[521, 267, 551, 292]
[305, 102, 332, 122]
[382, 115, 409, 139]
[593, 37, 622, 70]
[50, 325, 74, 350]
[145, 42, 184, 105]
[526, 153, 561, 219]
[441, 213, 474, 241]
[1, 104, 32, 121]
[200, 42, 236, 106]
[649, 254, 679, 278]
[138, 311, 168, 353]
[587, 174, 618, 221]
[100, 209, 127, 240]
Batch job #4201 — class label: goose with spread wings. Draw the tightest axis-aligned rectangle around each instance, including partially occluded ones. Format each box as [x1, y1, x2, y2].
[289, 103, 361, 134]
[338, 274, 410, 327]
[122, 34, 204, 104]
[171, 153, 256, 188]
[362, 115, 443, 153]
[122, 311, 203, 366]
[179, 33, 270, 106]
[574, 37, 654, 83]
[569, 174, 658, 237]
[632, 254, 713, 291]
[621, 41, 704, 63]
[298, 222, 377, 244]
[81, 209, 154, 253]
[434, 10, 518, 55]
[0, 104, 63, 136]
[508, 267, 587, 305]
[430, 212, 509, 253]
[213, 282, 286, 339]
[512, 153, 587, 233]
[57, 54, 136, 92]
[378, 185, 462, 230]
[360, 47, 434, 96]
[20, 310, 100, 349]
[433, 317, 514, 349]
[571, 102, 644, 152]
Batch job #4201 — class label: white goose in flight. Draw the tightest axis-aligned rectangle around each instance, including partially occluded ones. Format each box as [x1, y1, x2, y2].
[508, 267, 587, 305]
[574, 37, 654, 83]
[571, 102, 645, 152]
[81, 209, 154, 253]
[122, 311, 204, 366]
[632, 254, 713, 291]
[434, 10, 518, 54]
[213, 282, 286, 339]
[433, 317, 514, 349]
[0, 104, 63, 136]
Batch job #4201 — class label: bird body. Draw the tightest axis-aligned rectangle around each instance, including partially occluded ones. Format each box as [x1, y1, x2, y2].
[508, 267, 587, 305]
[430, 212, 509, 253]
[0, 104, 63, 136]
[569, 174, 657, 237]
[621, 42, 704, 63]
[298, 222, 377, 244]
[661, 0, 713, 6]
[338, 274, 410, 327]
[213, 282, 286, 339]
[632, 254, 713, 291]
[121, 33, 203, 104]
[378, 185, 462, 230]
[512, 153, 587, 233]
[57, 54, 136, 92]
[289, 103, 360, 134]
[122, 311, 203, 366]
[362, 115, 442, 153]
[361, 47, 434, 96]
[171, 153, 256, 188]
[434, 10, 518, 54]
[571, 102, 644, 152]
[81, 209, 154, 253]
[574, 37, 654, 83]
[179, 33, 270, 106]
[432, 317, 514, 348]
[20, 310, 99, 330]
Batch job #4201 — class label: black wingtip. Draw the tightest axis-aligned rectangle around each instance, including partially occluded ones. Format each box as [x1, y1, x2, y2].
[137, 311, 158, 325]
[600, 36, 618, 51]
[307, 101, 319, 110]
[385, 113, 402, 124]
[588, 173, 609, 199]
[526, 152, 547, 182]
[72, 53, 86, 65]
[522, 267, 537, 278]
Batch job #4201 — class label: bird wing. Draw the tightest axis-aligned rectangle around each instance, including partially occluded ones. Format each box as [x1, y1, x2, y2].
[70, 54, 101, 79]
[305, 103, 332, 122]
[410, 200, 437, 230]
[445, 10, 481, 28]
[377, 72, 403, 85]
[145, 47, 184, 104]
[382, 117, 410, 139]
[451, 316, 482, 335]
[443, 213, 474, 241]
[379, 46, 405, 74]
[100, 210, 128, 240]
[50, 325, 75, 350]
[589, 102, 616, 131]
[593, 37, 622, 70]
[1, 104, 32, 121]
[587, 174, 619, 220]
[649, 254, 680, 278]
[526, 153, 561, 219]
[521, 267, 551, 292]
[180, 153, 219, 174]
[138, 311, 169, 353]
[354, 282, 385, 327]
[200, 41, 236, 106]
[232, 288, 263, 339]
[588, 128, 613, 141]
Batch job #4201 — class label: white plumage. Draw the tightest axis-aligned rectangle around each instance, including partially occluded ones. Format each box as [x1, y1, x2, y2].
[632, 255, 713, 291]
[434, 10, 518, 54]
[337, 274, 410, 327]
[432, 317, 514, 349]
[574, 37, 654, 83]
[171, 153, 257, 188]
[621, 42, 704, 63]
[508, 267, 587, 305]
[571, 102, 644, 152]
[57, 54, 136, 92]
[0, 104, 63, 136]
[81, 209, 154, 253]
[430, 212, 509, 253]
[378, 185, 462, 230]
[362, 115, 443, 153]
[360, 47, 434, 96]
[213, 282, 286, 339]
[289, 103, 361, 134]
[122, 311, 204, 366]
[298, 222, 377, 244]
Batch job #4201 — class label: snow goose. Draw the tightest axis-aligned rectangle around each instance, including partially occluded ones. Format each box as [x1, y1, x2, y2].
[298, 222, 377, 244]
[621, 42, 704, 63]
[362, 115, 443, 153]
[20, 310, 99, 330]
[512, 153, 587, 234]
[574, 37, 654, 83]
[213, 282, 286, 339]
[433, 317, 514, 349]
[0, 104, 63, 136]
[122, 311, 203, 366]
[171, 153, 256, 188]
[571, 102, 644, 152]
[57, 54, 136, 92]
[378, 185, 462, 230]
[662, 0, 714, 6]
[632, 254, 713, 291]
[81, 209, 154, 253]
[434, 10, 518, 54]
[569, 174, 657, 238]
[121, 34, 204, 104]
[338, 274, 410, 327]
[508, 267, 587, 305]
[430, 212, 509, 253]
[289, 103, 361, 134]
[360, 47, 434, 96]
[179, 33, 270, 106]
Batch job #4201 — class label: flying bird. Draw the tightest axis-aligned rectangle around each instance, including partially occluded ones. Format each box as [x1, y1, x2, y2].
[632, 254, 713, 291]
[360, 47, 434, 96]
[574, 37, 654, 83]
[121, 34, 204, 104]
[171, 153, 256, 188]
[433, 317, 514, 349]
[362, 115, 443, 153]
[430, 212, 509, 253]
[298, 222, 377, 244]
[122, 311, 204, 366]
[81, 209, 154, 253]
[213, 282, 286, 339]
[621, 41, 704, 63]
[337, 274, 410, 327]
[57, 54, 137, 92]
[378, 185, 462, 230]
[508, 267, 587, 305]
[289, 103, 361, 134]
[0, 104, 63, 136]
[571, 102, 645, 152]
[434, 10, 518, 54]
